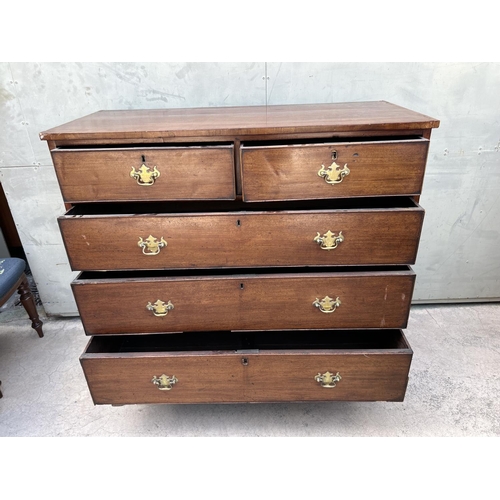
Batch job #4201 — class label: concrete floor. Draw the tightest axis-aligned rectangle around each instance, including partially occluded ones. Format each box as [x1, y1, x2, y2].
[0, 303, 498, 437]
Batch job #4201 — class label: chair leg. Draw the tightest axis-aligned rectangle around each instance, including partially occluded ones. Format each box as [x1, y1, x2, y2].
[0, 380, 2, 398]
[17, 275, 44, 338]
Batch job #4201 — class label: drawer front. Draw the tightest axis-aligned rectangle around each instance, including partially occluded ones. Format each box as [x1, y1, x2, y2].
[73, 269, 415, 334]
[59, 208, 424, 270]
[80, 330, 413, 404]
[51, 146, 235, 202]
[241, 139, 429, 201]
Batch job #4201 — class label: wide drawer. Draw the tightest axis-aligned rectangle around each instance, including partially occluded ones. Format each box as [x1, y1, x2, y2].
[51, 145, 235, 202]
[80, 329, 413, 404]
[241, 138, 429, 201]
[59, 198, 424, 270]
[73, 266, 415, 334]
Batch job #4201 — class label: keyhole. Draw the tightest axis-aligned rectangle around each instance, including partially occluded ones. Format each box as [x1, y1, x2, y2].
[240, 283, 244, 289]
[236, 219, 241, 227]
[331, 150, 337, 160]
[141, 155, 146, 163]
[241, 358, 249, 366]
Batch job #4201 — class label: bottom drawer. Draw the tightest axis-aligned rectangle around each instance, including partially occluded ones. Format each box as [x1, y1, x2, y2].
[81, 330, 413, 405]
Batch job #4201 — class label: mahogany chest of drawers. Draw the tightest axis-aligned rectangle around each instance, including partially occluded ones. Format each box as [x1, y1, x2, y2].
[41, 102, 439, 405]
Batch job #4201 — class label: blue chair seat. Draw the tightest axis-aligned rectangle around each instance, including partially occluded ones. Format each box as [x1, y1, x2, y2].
[0, 258, 26, 296]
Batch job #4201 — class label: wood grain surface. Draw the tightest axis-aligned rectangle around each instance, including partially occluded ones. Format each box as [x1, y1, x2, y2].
[59, 206, 424, 270]
[72, 268, 415, 334]
[52, 146, 235, 202]
[241, 138, 429, 201]
[40, 102, 440, 142]
[80, 330, 412, 404]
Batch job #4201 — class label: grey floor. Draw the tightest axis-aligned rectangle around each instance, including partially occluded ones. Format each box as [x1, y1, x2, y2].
[0, 303, 498, 437]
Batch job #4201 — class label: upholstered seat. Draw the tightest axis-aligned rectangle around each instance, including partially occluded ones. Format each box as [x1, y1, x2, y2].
[0, 258, 27, 296]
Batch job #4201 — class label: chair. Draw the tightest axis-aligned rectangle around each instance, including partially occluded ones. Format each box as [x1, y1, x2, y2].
[0, 258, 43, 398]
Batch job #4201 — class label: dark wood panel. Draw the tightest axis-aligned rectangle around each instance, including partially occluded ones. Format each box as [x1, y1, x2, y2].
[49, 129, 428, 147]
[40, 102, 440, 142]
[59, 207, 424, 271]
[241, 139, 429, 201]
[72, 269, 415, 334]
[51, 146, 235, 203]
[80, 330, 413, 404]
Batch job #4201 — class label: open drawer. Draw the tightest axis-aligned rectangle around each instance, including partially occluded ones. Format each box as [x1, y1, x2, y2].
[241, 137, 430, 201]
[72, 266, 416, 335]
[58, 197, 424, 270]
[80, 329, 413, 404]
[51, 144, 235, 203]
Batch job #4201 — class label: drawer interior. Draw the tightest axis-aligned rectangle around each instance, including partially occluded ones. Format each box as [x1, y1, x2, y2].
[85, 329, 411, 354]
[64, 196, 420, 216]
[76, 265, 412, 281]
[53, 142, 233, 150]
[241, 135, 425, 147]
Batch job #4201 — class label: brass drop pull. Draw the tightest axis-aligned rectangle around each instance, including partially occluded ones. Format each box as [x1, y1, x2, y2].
[151, 374, 178, 391]
[147, 299, 174, 317]
[318, 158, 350, 185]
[314, 230, 344, 250]
[138, 235, 167, 255]
[130, 164, 160, 185]
[313, 296, 341, 313]
[315, 371, 341, 388]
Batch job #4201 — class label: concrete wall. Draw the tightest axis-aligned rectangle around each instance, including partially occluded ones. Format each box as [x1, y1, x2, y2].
[0, 62, 498, 315]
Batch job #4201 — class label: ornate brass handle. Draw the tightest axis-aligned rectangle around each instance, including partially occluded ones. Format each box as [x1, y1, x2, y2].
[318, 160, 350, 185]
[314, 230, 344, 250]
[313, 296, 341, 313]
[130, 164, 160, 185]
[147, 299, 174, 317]
[138, 235, 167, 255]
[315, 371, 341, 388]
[151, 374, 178, 391]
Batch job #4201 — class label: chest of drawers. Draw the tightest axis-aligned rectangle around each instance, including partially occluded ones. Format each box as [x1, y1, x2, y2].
[41, 102, 439, 405]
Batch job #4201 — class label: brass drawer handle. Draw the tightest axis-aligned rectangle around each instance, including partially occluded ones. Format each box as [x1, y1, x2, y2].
[315, 371, 341, 388]
[318, 160, 350, 185]
[138, 235, 167, 255]
[313, 296, 341, 313]
[147, 299, 174, 317]
[314, 230, 344, 250]
[152, 374, 178, 391]
[130, 164, 160, 185]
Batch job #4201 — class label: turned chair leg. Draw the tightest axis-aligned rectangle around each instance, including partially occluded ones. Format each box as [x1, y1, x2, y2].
[17, 275, 44, 338]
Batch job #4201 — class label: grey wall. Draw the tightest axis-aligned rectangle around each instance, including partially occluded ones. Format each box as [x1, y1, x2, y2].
[1, 62, 499, 315]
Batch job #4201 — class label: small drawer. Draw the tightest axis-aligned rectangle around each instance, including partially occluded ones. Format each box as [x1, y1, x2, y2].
[72, 266, 415, 335]
[58, 197, 424, 271]
[51, 145, 235, 202]
[241, 138, 429, 201]
[80, 329, 413, 404]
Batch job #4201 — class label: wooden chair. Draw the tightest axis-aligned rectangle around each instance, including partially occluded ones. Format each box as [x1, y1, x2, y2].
[0, 258, 43, 398]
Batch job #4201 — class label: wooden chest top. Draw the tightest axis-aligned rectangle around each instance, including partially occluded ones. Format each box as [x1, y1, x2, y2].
[40, 101, 439, 142]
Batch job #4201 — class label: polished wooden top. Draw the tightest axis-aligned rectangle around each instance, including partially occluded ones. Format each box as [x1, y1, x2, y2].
[40, 101, 439, 141]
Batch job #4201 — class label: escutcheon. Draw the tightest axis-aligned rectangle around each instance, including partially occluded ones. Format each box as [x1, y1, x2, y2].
[315, 371, 342, 388]
[130, 164, 160, 185]
[318, 160, 350, 185]
[151, 374, 178, 391]
[146, 299, 174, 317]
[314, 230, 344, 250]
[313, 296, 341, 313]
[138, 235, 167, 255]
